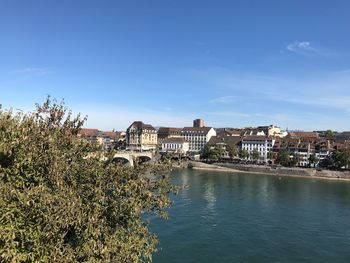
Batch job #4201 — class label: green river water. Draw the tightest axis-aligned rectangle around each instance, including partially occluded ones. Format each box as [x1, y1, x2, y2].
[150, 169, 350, 263]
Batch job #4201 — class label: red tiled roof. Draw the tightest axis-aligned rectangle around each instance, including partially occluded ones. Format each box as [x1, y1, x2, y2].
[208, 135, 241, 147]
[288, 132, 319, 139]
[158, 127, 182, 134]
[127, 121, 156, 131]
[99, 131, 119, 139]
[78, 128, 99, 137]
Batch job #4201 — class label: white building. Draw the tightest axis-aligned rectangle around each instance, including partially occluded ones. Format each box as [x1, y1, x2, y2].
[258, 125, 287, 138]
[275, 138, 332, 167]
[241, 136, 276, 162]
[161, 138, 190, 154]
[180, 127, 216, 152]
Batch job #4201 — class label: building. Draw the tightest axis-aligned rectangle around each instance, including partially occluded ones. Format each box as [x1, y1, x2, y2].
[126, 121, 157, 151]
[315, 139, 332, 161]
[241, 136, 276, 162]
[97, 131, 119, 151]
[288, 131, 319, 139]
[77, 128, 99, 143]
[193, 119, 205, 128]
[273, 137, 335, 167]
[161, 137, 189, 155]
[113, 131, 126, 150]
[215, 128, 242, 137]
[257, 125, 287, 138]
[241, 128, 266, 137]
[207, 134, 241, 158]
[78, 128, 119, 150]
[157, 127, 182, 143]
[335, 132, 350, 142]
[180, 127, 216, 152]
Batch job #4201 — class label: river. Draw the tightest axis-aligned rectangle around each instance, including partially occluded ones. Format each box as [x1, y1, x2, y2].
[150, 169, 350, 263]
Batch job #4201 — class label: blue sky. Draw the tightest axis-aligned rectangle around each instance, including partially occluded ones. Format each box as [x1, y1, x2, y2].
[1, 0, 350, 131]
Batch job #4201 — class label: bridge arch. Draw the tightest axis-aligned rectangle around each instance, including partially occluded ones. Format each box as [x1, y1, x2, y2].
[135, 155, 152, 164]
[112, 157, 131, 166]
[113, 153, 134, 167]
[113, 152, 153, 167]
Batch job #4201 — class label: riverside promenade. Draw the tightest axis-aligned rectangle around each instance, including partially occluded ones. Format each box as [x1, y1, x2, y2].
[188, 161, 350, 181]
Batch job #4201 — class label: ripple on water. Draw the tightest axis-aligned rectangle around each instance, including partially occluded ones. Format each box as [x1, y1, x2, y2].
[151, 170, 350, 263]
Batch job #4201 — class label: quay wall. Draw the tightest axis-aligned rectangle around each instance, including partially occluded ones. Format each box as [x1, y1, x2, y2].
[188, 161, 350, 180]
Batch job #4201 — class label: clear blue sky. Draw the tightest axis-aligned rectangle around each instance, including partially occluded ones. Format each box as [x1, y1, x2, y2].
[1, 0, 350, 131]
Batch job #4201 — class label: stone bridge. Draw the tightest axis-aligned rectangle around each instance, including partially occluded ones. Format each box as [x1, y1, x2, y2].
[113, 151, 153, 167]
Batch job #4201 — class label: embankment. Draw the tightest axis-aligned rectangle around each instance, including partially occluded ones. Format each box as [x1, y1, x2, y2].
[188, 161, 350, 181]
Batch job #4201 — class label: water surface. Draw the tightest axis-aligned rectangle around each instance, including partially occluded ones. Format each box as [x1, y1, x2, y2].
[151, 169, 350, 263]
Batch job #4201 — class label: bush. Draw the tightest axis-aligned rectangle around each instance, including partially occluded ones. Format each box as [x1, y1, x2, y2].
[0, 98, 175, 262]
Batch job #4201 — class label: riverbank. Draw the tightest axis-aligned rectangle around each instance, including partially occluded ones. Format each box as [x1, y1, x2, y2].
[188, 161, 350, 182]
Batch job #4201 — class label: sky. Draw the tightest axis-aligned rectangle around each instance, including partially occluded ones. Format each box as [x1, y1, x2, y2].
[1, 0, 350, 131]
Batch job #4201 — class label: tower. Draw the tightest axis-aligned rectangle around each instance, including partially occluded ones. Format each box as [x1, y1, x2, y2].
[193, 119, 205, 128]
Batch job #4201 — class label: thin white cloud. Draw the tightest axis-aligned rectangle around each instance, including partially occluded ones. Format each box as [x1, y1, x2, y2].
[256, 70, 350, 113]
[286, 41, 318, 55]
[210, 95, 238, 104]
[12, 67, 50, 76]
[210, 68, 350, 113]
[186, 66, 350, 130]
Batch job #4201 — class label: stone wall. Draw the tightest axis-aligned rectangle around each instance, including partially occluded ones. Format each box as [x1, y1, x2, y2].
[189, 161, 350, 180]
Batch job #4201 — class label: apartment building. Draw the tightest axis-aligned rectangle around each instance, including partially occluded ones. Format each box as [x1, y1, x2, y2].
[161, 137, 190, 155]
[180, 127, 216, 152]
[241, 136, 276, 162]
[157, 127, 182, 143]
[126, 121, 157, 151]
[274, 137, 333, 166]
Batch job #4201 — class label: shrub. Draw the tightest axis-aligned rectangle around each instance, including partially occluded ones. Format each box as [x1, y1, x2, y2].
[0, 98, 175, 262]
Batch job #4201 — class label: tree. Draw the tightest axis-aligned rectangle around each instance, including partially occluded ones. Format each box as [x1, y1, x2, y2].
[290, 153, 300, 167]
[308, 154, 318, 168]
[239, 149, 249, 160]
[277, 150, 290, 167]
[325, 130, 335, 140]
[209, 146, 225, 161]
[267, 151, 274, 161]
[251, 149, 260, 163]
[0, 98, 176, 262]
[201, 144, 211, 159]
[226, 145, 238, 159]
[332, 149, 350, 169]
[319, 155, 334, 169]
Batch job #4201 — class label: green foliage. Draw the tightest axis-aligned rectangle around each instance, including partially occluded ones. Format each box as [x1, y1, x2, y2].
[226, 145, 238, 158]
[332, 149, 350, 169]
[0, 98, 175, 262]
[200, 144, 211, 159]
[201, 145, 225, 161]
[319, 155, 334, 168]
[290, 153, 300, 167]
[308, 154, 318, 167]
[238, 149, 249, 160]
[277, 150, 290, 167]
[325, 130, 334, 140]
[251, 150, 260, 162]
[209, 146, 225, 161]
[267, 151, 274, 160]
